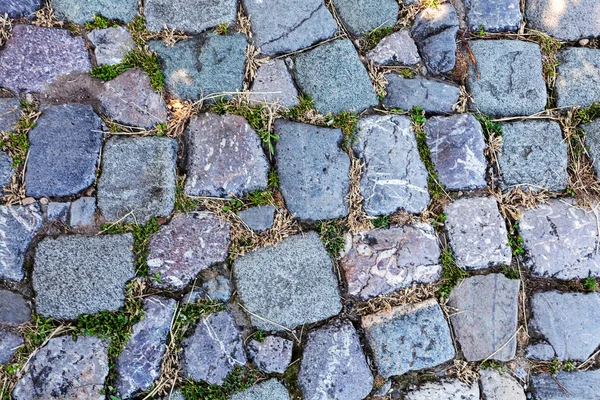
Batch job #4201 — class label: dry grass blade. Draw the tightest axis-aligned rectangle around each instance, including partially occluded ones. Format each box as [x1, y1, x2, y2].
[367, 61, 388, 100]
[32, 7, 63, 28]
[453, 85, 471, 114]
[396, 2, 420, 29]
[236, 8, 252, 37]
[346, 156, 372, 234]
[161, 26, 191, 47]
[354, 283, 438, 315]
[324, 0, 350, 38]
[244, 44, 269, 83]
[166, 99, 201, 138]
[489, 186, 549, 224]
[450, 359, 479, 385]
[0, 13, 12, 47]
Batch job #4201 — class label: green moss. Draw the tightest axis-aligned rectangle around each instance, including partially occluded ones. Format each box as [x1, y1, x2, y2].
[329, 111, 359, 150]
[247, 189, 274, 207]
[480, 359, 505, 372]
[397, 68, 415, 79]
[432, 212, 446, 228]
[476, 114, 502, 136]
[84, 14, 118, 30]
[281, 94, 316, 121]
[181, 366, 265, 400]
[438, 247, 468, 299]
[251, 329, 267, 343]
[578, 102, 600, 124]
[90, 48, 165, 91]
[214, 22, 230, 35]
[317, 219, 348, 258]
[501, 264, 520, 280]
[268, 168, 280, 188]
[363, 26, 394, 51]
[412, 107, 446, 202]
[372, 215, 390, 229]
[174, 178, 199, 213]
[0, 102, 38, 168]
[126, 15, 152, 47]
[507, 222, 525, 256]
[582, 277, 598, 292]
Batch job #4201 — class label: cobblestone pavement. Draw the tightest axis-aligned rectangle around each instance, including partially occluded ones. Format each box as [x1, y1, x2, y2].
[0, 0, 600, 399]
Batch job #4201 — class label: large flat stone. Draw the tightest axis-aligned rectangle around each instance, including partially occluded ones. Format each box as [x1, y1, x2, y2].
[0, 290, 30, 326]
[293, 39, 378, 114]
[447, 274, 520, 362]
[529, 291, 600, 361]
[53, 0, 137, 23]
[249, 59, 299, 108]
[584, 119, 600, 176]
[275, 120, 350, 220]
[332, 0, 398, 36]
[32, 234, 135, 320]
[0, 151, 12, 197]
[0, 205, 43, 282]
[405, 380, 479, 400]
[532, 370, 600, 400]
[0, 0, 40, 18]
[25, 104, 102, 198]
[556, 48, 600, 108]
[340, 224, 441, 299]
[298, 321, 373, 400]
[241, 0, 338, 56]
[367, 30, 420, 66]
[466, 40, 547, 116]
[233, 232, 342, 331]
[231, 379, 290, 400]
[0, 98, 21, 132]
[145, 0, 236, 33]
[353, 115, 430, 215]
[247, 336, 293, 374]
[480, 369, 526, 400]
[184, 113, 269, 198]
[362, 299, 455, 378]
[87, 27, 135, 66]
[526, 0, 600, 41]
[0, 330, 22, 364]
[382, 74, 461, 114]
[97, 136, 177, 223]
[465, 0, 522, 32]
[424, 113, 487, 191]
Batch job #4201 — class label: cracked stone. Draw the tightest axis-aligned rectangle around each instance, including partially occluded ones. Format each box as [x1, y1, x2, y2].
[237, 205, 276, 232]
[0, 330, 22, 364]
[87, 27, 135, 66]
[52, 0, 137, 24]
[465, 0, 522, 32]
[231, 379, 290, 400]
[332, 0, 398, 36]
[382, 74, 461, 114]
[0, 98, 20, 132]
[555, 47, 600, 108]
[340, 223, 441, 299]
[584, 119, 600, 177]
[0, 151, 12, 197]
[0, 0, 40, 18]
[0, 290, 30, 326]
[298, 321, 373, 400]
[532, 370, 600, 400]
[366, 30, 421, 66]
[353, 115, 429, 215]
[184, 113, 269, 198]
[249, 59, 299, 108]
[275, 119, 350, 220]
[241, 0, 338, 56]
[405, 380, 479, 400]
[480, 369, 526, 400]
[0, 25, 91, 94]
[145, 0, 237, 33]
[47, 202, 70, 224]
[362, 299, 455, 378]
[147, 213, 230, 290]
[247, 336, 293, 374]
[445, 197, 511, 270]
[186, 275, 233, 303]
[69, 197, 96, 228]
[526, 0, 600, 41]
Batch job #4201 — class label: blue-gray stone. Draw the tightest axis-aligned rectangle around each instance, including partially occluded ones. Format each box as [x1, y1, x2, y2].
[0, 0, 40, 18]
[0, 205, 43, 282]
[583, 119, 600, 177]
[237, 205, 276, 231]
[186, 276, 233, 303]
[52, 0, 138, 24]
[231, 379, 290, 400]
[332, 0, 398, 36]
[366, 30, 421, 66]
[0, 330, 22, 364]
[145, 0, 237, 33]
[527, 342, 556, 360]
[532, 370, 600, 400]
[406, 380, 480, 399]
[25, 104, 102, 198]
[47, 202, 70, 224]
[383, 74, 460, 114]
[69, 197, 96, 228]
[479, 369, 526, 400]
[87, 27, 135, 66]
[526, 0, 600, 41]
[249, 59, 299, 108]
[465, 0, 522, 32]
[556, 47, 600, 109]
[247, 336, 293, 374]
[0, 290, 30, 326]
[0, 98, 20, 132]
[0, 151, 12, 196]
[293, 39, 378, 114]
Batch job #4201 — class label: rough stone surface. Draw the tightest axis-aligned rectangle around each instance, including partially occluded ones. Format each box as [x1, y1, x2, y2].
[332, 0, 398, 36]
[249, 59, 299, 108]
[467, 40, 547, 116]
[424, 114, 487, 191]
[69, 197, 96, 228]
[479, 369, 526, 400]
[242, 0, 338, 55]
[0, 330, 22, 364]
[362, 299, 455, 378]
[293, 39, 378, 114]
[181, 311, 246, 385]
[298, 321, 373, 400]
[584, 119, 600, 176]
[340, 224, 441, 299]
[275, 120, 350, 220]
[366, 30, 420, 66]
[0, 0, 40, 18]
[186, 275, 232, 303]
[147, 213, 230, 290]
[529, 291, 600, 361]
[499, 121, 568, 191]
[527, 342, 556, 361]
[116, 296, 177, 399]
[353, 115, 430, 215]
[526, 0, 600, 41]
[184, 113, 269, 198]
[33, 234, 135, 319]
[233, 232, 342, 331]
[519, 200, 600, 280]
[87, 27, 135, 66]
[0, 97, 21, 132]
[52, 0, 137, 23]
[465, 0, 522, 32]
[237, 205, 276, 232]
[47, 202, 70, 224]
[531, 370, 600, 400]
[0, 151, 12, 196]
[0, 25, 91, 94]
[99, 69, 168, 129]
[0, 205, 43, 282]
[555, 48, 600, 108]
[25, 104, 102, 198]
[405, 380, 479, 400]
[12, 336, 109, 400]
[247, 336, 293, 374]
[445, 197, 511, 269]
[0, 290, 31, 326]
[145, 0, 237, 33]
[383, 74, 461, 114]
[98, 136, 177, 224]
[231, 379, 290, 400]
[447, 274, 520, 361]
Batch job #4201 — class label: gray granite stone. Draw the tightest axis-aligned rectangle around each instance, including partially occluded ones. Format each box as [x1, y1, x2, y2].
[532, 370, 600, 400]
[382, 74, 461, 114]
[405, 380, 479, 400]
[148, 213, 230, 290]
[97, 136, 177, 224]
[293, 39, 378, 114]
[274, 120, 350, 220]
[353, 115, 430, 215]
[0, 205, 43, 282]
[0, 290, 30, 326]
[445, 197, 511, 270]
[519, 199, 600, 279]
[249, 59, 299, 108]
[448, 274, 520, 362]
[527, 342, 556, 360]
[499, 121, 568, 191]
[0, 25, 91, 94]
[69, 197, 96, 228]
[467, 40, 547, 116]
[480, 369, 526, 400]
[87, 27, 135, 66]
[526, 0, 600, 41]
[241, 0, 338, 56]
[424, 113, 487, 191]
[362, 299, 455, 378]
[162, 391, 185, 400]
[52, 0, 138, 24]
[12, 336, 109, 400]
[33, 234, 135, 320]
[181, 311, 246, 385]
[247, 336, 293, 374]
[237, 205, 276, 232]
[116, 296, 177, 399]
[366, 30, 420, 66]
[529, 291, 600, 361]
[0, 330, 22, 364]
[145, 0, 237, 33]
[556, 48, 600, 108]
[0, 151, 12, 196]
[584, 119, 600, 176]
[465, 0, 522, 32]
[0, 98, 21, 132]
[47, 202, 70, 224]
[340, 223, 441, 299]
[233, 232, 342, 331]
[0, 0, 40, 18]
[186, 275, 233, 303]
[184, 113, 269, 198]
[231, 379, 290, 400]
[332, 0, 398, 36]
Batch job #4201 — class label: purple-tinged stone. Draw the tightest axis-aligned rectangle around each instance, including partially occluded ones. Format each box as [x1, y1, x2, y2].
[247, 336, 293, 374]
[366, 30, 420, 66]
[87, 27, 135, 66]
[0, 290, 30, 326]
[0, 0, 40, 18]
[0, 98, 21, 132]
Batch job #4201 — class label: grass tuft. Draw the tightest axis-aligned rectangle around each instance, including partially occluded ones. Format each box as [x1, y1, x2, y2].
[438, 247, 468, 299]
[84, 14, 117, 30]
[90, 48, 165, 91]
[501, 264, 520, 280]
[328, 111, 358, 150]
[362, 26, 394, 51]
[581, 277, 598, 292]
[214, 22, 229, 35]
[174, 177, 199, 213]
[317, 219, 348, 259]
[372, 215, 390, 229]
[181, 366, 264, 400]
